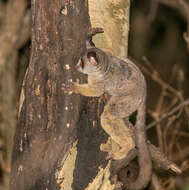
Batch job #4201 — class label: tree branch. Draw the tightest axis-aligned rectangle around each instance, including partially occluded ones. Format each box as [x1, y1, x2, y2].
[147, 99, 189, 130]
[112, 141, 182, 176]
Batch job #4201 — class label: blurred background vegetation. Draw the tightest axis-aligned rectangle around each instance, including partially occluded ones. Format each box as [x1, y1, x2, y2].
[0, 0, 188, 189]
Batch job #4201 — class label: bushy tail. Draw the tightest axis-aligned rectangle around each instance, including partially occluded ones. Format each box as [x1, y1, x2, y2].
[127, 100, 152, 190]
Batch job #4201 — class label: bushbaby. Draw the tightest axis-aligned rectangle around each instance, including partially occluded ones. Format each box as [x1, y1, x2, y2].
[66, 47, 152, 190]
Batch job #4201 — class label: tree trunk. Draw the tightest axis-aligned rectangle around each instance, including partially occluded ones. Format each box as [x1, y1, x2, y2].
[9, 0, 104, 189]
[89, 0, 130, 58]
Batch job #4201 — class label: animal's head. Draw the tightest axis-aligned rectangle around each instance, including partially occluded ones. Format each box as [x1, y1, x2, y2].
[76, 48, 106, 75]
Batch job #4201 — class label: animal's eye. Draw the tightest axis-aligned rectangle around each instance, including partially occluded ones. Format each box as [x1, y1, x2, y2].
[87, 51, 98, 65]
[80, 58, 85, 69]
[87, 51, 96, 58]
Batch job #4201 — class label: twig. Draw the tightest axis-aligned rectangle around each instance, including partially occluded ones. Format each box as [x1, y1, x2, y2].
[168, 120, 182, 159]
[112, 141, 182, 175]
[154, 86, 166, 151]
[149, 142, 182, 174]
[147, 99, 189, 130]
[151, 173, 162, 190]
[141, 56, 189, 117]
[88, 27, 104, 36]
[163, 106, 183, 155]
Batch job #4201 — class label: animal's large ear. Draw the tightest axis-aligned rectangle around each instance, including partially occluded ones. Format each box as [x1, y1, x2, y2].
[86, 27, 104, 49]
[87, 51, 98, 65]
[86, 37, 95, 49]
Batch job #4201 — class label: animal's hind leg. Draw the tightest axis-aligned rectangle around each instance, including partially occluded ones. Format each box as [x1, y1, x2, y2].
[100, 96, 140, 160]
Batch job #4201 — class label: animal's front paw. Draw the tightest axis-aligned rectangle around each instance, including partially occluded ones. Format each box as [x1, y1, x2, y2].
[62, 81, 77, 95]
